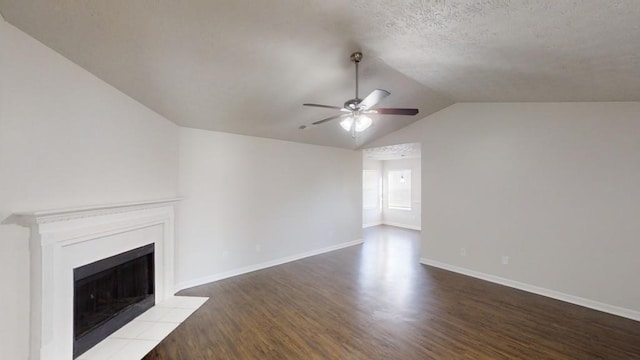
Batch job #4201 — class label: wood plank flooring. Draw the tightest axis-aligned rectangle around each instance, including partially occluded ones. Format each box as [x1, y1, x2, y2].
[144, 225, 640, 359]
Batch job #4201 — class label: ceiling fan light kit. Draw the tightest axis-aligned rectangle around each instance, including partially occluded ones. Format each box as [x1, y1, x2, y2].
[340, 115, 373, 132]
[303, 52, 419, 139]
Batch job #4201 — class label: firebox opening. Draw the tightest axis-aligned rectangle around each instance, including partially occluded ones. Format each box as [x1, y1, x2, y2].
[73, 243, 155, 358]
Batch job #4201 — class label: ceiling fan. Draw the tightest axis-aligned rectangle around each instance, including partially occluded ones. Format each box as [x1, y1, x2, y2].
[303, 51, 419, 138]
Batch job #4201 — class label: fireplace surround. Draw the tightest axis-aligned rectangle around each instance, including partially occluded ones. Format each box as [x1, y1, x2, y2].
[12, 199, 179, 360]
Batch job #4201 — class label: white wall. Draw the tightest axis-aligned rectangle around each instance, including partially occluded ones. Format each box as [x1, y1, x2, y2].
[381, 158, 421, 230]
[0, 20, 179, 359]
[175, 127, 362, 288]
[362, 159, 382, 227]
[368, 102, 640, 318]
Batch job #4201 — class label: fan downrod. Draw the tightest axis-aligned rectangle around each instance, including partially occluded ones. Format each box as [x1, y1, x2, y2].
[350, 51, 363, 101]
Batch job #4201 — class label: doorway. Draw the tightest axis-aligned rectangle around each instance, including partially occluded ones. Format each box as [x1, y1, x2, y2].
[362, 143, 421, 231]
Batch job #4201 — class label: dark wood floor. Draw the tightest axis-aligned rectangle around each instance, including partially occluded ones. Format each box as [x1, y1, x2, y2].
[145, 225, 640, 359]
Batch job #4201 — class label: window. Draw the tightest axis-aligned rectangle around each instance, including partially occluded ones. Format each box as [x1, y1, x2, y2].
[363, 170, 380, 210]
[388, 169, 411, 210]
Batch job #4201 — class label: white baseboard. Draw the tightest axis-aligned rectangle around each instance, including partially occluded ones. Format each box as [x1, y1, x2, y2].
[174, 239, 364, 291]
[363, 222, 382, 228]
[382, 222, 421, 231]
[420, 258, 640, 322]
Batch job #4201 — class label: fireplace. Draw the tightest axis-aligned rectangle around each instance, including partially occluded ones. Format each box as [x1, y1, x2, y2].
[11, 199, 179, 360]
[73, 243, 155, 358]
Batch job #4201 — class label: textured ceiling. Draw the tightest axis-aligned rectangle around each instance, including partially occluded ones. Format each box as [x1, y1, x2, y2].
[1, 1, 639, 149]
[364, 143, 421, 160]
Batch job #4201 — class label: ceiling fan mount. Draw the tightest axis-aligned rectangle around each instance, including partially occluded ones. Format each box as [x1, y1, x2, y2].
[350, 51, 363, 63]
[303, 51, 419, 138]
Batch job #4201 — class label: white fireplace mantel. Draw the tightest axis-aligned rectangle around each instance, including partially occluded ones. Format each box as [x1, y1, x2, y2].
[10, 198, 181, 360]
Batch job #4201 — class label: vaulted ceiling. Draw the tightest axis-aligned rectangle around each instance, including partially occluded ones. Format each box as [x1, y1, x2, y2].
[1, 1, 639, 149]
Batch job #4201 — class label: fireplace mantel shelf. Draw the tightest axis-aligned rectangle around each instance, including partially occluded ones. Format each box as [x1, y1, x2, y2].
[8, 198, 182, 227]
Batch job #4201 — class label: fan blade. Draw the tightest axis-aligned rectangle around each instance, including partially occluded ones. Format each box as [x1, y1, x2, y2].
[312, 114, 346, 125]
[371, 108, 419, 116]
[358, 89, 390, 110]
[303, 103, 344, 110]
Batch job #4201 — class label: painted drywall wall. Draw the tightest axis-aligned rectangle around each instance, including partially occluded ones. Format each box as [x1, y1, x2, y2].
[0, 20, 179, 358]
[175, 127, 362, 289]
[381, 158, 421, 230]
[368, 102, 640, 317]
[363, 159, 382, 227]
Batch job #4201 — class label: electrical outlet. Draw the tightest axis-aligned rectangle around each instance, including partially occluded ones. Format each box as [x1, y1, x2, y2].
[502, 255, 509, 265]
[222, 250, 229, 258]
[255, 244, 261, 252]
[460, 248, 466, 256]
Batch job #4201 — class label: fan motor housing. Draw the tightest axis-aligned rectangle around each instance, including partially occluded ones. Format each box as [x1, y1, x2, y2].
[344, 98, 362, 110]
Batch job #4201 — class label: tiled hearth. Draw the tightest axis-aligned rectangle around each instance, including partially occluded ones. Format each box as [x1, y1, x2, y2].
[78, 296, 208, 360]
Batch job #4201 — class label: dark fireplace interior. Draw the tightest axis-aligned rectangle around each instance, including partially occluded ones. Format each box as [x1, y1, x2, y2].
[73, 243, 155, 358]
